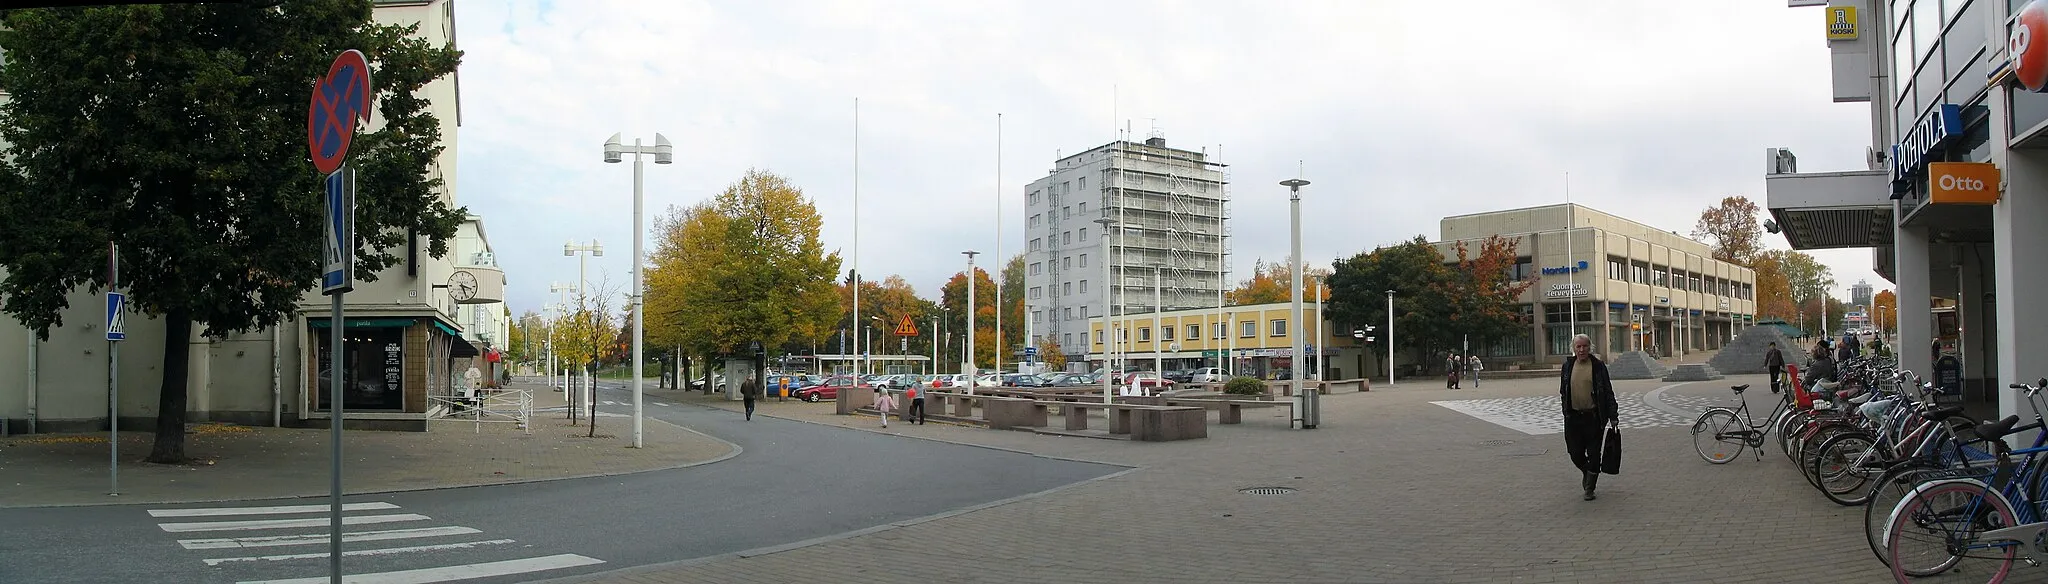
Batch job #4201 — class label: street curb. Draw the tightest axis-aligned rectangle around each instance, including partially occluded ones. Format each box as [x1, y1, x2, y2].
[530, 465, 1142, 584]
[0, 411, 743, 510]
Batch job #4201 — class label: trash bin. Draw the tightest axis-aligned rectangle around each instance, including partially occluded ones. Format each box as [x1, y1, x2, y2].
[1299, 386, 1320, 430]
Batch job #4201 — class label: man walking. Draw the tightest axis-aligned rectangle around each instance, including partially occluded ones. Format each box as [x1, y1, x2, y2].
[1559, 334, 1618, 501]
[906, 382, 926, 425]
[739, 373, 761, 421]
[1764, 341, 1786, 393]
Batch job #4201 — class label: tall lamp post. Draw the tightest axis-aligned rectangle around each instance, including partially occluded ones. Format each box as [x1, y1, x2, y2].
[1386, 289, 1395, 387]
[1151, 262, 1165, 382]
[962, 250, 980, 394]
[602, 133, 671, 449]
[1280, 178, 1309, 410]
[1094, 217, 1117, 404]
[564, 240, 601, 419]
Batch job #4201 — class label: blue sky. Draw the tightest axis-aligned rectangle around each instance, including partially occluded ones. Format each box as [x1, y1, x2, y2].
[453, 0, 1892, 316]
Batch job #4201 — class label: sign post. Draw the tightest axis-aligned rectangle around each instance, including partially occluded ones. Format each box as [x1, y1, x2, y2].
[310, 48, 371, 584]
[106, 243, 123, 496]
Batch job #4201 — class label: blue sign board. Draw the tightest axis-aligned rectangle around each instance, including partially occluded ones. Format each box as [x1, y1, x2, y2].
[105, 292, 126, 341]
[1891, 103, 1964, 185]
[1540, 260, 1589, 275]
[321, 170, 355, 295]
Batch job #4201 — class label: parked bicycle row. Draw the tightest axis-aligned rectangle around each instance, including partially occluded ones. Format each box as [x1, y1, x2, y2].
[1690, 350, 2048, 583]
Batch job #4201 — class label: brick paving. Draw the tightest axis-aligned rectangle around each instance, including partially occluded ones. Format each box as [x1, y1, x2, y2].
[600, 378, 2048, 584]
[0, 381, 733, 507]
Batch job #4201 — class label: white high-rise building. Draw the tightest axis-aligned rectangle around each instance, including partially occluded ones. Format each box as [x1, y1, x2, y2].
[1023, 133, 1229, 365]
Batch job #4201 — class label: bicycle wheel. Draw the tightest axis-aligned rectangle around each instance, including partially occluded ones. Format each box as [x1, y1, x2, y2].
[1865, 461, 1946, 568]
[1692, 409, 1744, 464]
[1812, 431, 1877, 506]
[1778, 408, 1810, 462]
[1797, 420, 1859, 489]
[1885, 479, 2017, 581]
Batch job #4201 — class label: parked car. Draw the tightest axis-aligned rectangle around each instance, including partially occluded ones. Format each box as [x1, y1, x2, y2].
[1186, 367, 1226, 383]
[688, 374, 728, 391]
[793, 376, 872, 402]
[1119, 372, 1176, 393]
[1001, 373, 1046, 387]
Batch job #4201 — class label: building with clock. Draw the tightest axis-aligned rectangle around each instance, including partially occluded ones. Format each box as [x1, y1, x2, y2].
[0, 0, 504, 434]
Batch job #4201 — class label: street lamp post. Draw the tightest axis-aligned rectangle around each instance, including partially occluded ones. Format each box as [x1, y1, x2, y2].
[564, 241, 601, 420]
[602, 132, 672, 449]
[1093, 218, 1116, 404]
[1152, 263, 1165, 384]
[1281, 178, 1309, 413]
[962, 250, 980, 394]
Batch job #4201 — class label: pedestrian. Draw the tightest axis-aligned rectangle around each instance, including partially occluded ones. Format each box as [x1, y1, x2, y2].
[1764, 341, 1786, 393]
[1470, 355, 1484, 388]
[874, 384, 896, 428]
[906, 382, 926, 425]
[1559, 334, 1618, 501]
[739, 373, 762, 421]
[1445, 354, 1461, 389]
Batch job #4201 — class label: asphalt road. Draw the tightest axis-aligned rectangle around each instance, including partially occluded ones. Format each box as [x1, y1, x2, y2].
[0, 383, 1126, 584]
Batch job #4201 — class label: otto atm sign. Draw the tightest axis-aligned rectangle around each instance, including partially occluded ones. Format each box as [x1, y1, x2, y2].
[1928, 162, 2001, 205]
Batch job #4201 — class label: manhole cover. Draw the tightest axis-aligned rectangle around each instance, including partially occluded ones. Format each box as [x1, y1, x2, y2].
[1240, 487, 1298, 496]
[1478, 439, 1515, 447]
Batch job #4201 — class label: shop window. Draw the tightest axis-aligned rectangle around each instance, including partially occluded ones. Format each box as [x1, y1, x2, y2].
[315, 325, 407, 411]
[1270, 319, 1288, 337]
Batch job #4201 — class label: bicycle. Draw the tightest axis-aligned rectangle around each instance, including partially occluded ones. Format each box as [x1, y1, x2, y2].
[1882, 379, 2048, 582]
[1692, 383, 1795, 464]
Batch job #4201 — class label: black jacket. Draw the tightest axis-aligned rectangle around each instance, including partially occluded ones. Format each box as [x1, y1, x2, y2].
[1559, 356, 1619, 421]
[1764, 348, 1785, 370]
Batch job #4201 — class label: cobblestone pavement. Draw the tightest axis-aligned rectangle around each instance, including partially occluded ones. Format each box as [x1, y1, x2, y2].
[569, 377, 2048, 584]
[0, 381, 734, 507]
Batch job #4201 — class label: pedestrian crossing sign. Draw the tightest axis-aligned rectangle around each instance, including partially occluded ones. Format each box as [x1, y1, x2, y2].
[106, 292, 126, 341]
[894, 316, 919, 337]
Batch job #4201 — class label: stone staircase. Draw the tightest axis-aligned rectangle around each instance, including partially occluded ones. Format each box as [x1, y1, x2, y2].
[1707, 326, 1808, 375]
[1606, 351, 1671, 380]
[1663, 363, 1727, 382]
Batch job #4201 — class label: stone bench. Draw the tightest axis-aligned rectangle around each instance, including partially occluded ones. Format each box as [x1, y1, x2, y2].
[1165, 397, 1296, 425]
[1036, 400, 1207, 440]
[982, 396, 1049, 430]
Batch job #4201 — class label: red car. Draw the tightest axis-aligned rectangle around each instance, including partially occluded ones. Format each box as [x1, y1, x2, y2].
[795, 376, 871, 402]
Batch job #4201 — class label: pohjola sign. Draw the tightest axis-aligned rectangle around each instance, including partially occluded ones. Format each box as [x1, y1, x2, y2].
[1891, 103, 1963, 189]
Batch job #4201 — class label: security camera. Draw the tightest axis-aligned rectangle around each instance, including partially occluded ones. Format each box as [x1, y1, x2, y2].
[1764, 219, 1780, 234]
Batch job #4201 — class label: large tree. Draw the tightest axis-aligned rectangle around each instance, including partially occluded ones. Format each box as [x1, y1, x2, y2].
[1751, 250, 1799, 321]
[1692, 196, 1765, 265]
[644, 170, 841, 382]
[1779, 251, 1836, 307]
[1873, 289, 1898, 332]
[999, 252, 1026, 358]
[1326, 236, 1452, 374]
[940, 268, 998, 369]
[1434, 235, 1538, 356]
[0, 2, 463, 463]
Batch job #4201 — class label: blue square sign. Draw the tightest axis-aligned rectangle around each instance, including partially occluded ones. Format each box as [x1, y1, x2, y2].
[106, 292, 126, 341]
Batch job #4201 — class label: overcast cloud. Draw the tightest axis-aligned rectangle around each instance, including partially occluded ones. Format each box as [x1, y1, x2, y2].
[455, 0, 1893, 315]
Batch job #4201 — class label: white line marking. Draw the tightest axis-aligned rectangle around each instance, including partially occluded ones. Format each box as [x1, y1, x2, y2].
[203, 539, 516, 566]
[150, 502, 399, 518]
[236, 553, 606, 584]
[158, 514, 430, 533]
[179, 526, 484, 550]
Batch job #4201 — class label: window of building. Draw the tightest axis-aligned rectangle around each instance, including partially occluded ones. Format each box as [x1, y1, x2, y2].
[1063, 232, 1072, 245]
[1139, 327, 1151, 342]
[1632, 262, 1650, 284]
[1062, 181, 1071, 194]
[1188, 324, 1201, 340]
[1271, 319, 1288, 337]
[1078, 202, 1088, 215]
[1241, 321, 1257, 338]
[1029, 191, 1040, 206]
[1080, 254, 1088, 268]
[1063, 282, 1072, 296]
[1079, 228, 1088, 241]
[1030, 286, 1042, 299]
[1063, 206, 1071, 219]
[1030, 214, 1040, 228]
[1031, 262, 1042, 276]
[1066, 307, 1074, 320]
[1032, 310, 1041, 323]
[1214, 323, 1226, 339]
[1079, 176, 1087, 191]
[1608, 257, 1625, 282]
[1652, 267, 1666, 288]
[1030, 238, 1042, 252]
[1161, 326, 1174, 341]
[1118, 328, 1128, 342]
[313, 324, 408, 411]
[1095, 330, 1103, 345]
[1064, 256, 1073, 269]
[1079, 280, 1088, 294]
[1063, 332, 1072, 347]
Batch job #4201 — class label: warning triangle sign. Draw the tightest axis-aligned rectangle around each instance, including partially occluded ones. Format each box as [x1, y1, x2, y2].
[894, 315, 919, 337]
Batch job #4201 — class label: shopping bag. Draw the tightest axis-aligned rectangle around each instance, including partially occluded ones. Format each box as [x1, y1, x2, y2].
[1601, 423, 1622, 475]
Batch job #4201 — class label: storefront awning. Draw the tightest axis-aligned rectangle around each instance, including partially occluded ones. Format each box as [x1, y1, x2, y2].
[449, 335, 479, 359]
[1765, 170, 1895, 250]
[308, 318, 418, 329]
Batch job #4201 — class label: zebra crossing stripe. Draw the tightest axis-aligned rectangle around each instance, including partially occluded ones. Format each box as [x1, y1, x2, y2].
[158, 513, 430, 533]
[150, 502, 399, 517]
[179, 526, 484, 550]
[202, 539, 516, 566]
[235, 553, 606, 584]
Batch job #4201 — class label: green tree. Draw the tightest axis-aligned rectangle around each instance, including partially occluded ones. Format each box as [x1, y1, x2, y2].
[1227, 257, 1331, 306]
[1692, 196, 1765, 265]
[0, 2, 463, 463]
[507, 310, 542, 365]
[940, 268, 998, 368]
[1326, 236, 1452, 374]
[999, 253, 1027, 358]
[1779, 251, 1836, 307]
[1751, 250, 1799, 320]
[1436, 235, 1538, 355]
